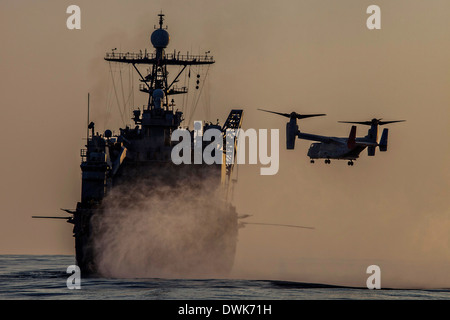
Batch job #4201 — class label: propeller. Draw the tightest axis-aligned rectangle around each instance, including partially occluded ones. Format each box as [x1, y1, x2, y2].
[339, 118, 405, 126]
[258, 108, 326, 120]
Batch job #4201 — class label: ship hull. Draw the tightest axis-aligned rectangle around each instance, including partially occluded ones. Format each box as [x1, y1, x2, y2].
[71, 13, 243, 279]
[74, 162, 238, 278]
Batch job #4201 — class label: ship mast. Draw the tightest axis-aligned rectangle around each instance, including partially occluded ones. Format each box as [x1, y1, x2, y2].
[104, 13, 215, 115]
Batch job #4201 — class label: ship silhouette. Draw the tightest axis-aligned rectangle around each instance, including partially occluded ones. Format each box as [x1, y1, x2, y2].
[37, 13, 244, 277]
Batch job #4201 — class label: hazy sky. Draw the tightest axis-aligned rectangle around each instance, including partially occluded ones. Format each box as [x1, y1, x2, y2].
[0, 0, 449, 288]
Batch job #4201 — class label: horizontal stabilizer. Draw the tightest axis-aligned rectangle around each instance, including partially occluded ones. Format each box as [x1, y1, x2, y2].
[354, 141, 378, 147]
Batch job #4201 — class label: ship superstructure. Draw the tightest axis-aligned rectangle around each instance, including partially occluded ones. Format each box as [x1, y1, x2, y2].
[62, 14, 243, 276]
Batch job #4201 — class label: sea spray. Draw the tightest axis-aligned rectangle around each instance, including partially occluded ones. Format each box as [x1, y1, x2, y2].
[90, 166, 238, 278]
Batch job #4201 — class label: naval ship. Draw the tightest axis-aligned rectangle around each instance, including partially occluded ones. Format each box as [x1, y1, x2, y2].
[37, 13, 243, 277]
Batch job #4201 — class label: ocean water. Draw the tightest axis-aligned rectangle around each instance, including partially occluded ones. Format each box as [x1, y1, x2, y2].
[1, 255, 450, 302]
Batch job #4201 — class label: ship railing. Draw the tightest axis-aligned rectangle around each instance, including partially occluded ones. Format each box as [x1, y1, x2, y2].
[105, 52, 148, 60]
[165, 52, 214, 63]
[105, 52, 214, 63]
[139, 84, 188, 95]
[137, 103, 175, 112]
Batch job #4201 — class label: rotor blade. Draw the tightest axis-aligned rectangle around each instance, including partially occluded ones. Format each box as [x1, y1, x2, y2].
[297, 113, 326, 120]
[257, 108, 291, 118]
[339, 120, 406, 126]
[258, 109, 326, 120]
[338, 121, 373, 126]
[32, 216, 71, 220]
[379, 120, 406, 125]
[243, 222, 315, 230]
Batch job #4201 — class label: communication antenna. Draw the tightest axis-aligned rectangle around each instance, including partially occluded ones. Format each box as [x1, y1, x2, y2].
[87, 93, 90, 140]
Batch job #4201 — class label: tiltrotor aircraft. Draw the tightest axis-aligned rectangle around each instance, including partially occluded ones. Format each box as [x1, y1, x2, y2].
[258, 109, 405, 166]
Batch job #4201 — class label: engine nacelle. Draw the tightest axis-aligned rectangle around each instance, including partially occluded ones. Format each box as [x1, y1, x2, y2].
[286, 121, 298, 150]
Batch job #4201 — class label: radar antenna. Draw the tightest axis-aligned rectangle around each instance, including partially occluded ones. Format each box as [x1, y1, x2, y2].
[158, 12, 165, 29]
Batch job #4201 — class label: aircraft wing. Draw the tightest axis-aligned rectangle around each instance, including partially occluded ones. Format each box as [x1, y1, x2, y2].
[298, 127, 378, 147]
[299, 133, 377, 148]
[298, 132, 346, 145]
[354, 139, 378, 147]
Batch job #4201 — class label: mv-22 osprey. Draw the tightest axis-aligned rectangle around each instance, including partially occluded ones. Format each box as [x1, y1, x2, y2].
[258, 109, 405, 166]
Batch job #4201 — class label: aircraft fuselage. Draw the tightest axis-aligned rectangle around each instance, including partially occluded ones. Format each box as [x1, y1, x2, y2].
[307, 142, 365, 160]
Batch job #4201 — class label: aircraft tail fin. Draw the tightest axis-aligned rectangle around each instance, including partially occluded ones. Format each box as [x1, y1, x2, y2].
[347, 125, 356, 149]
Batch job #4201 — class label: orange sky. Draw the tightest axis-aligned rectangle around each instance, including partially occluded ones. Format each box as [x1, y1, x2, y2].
[0, 0, 449, 288]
